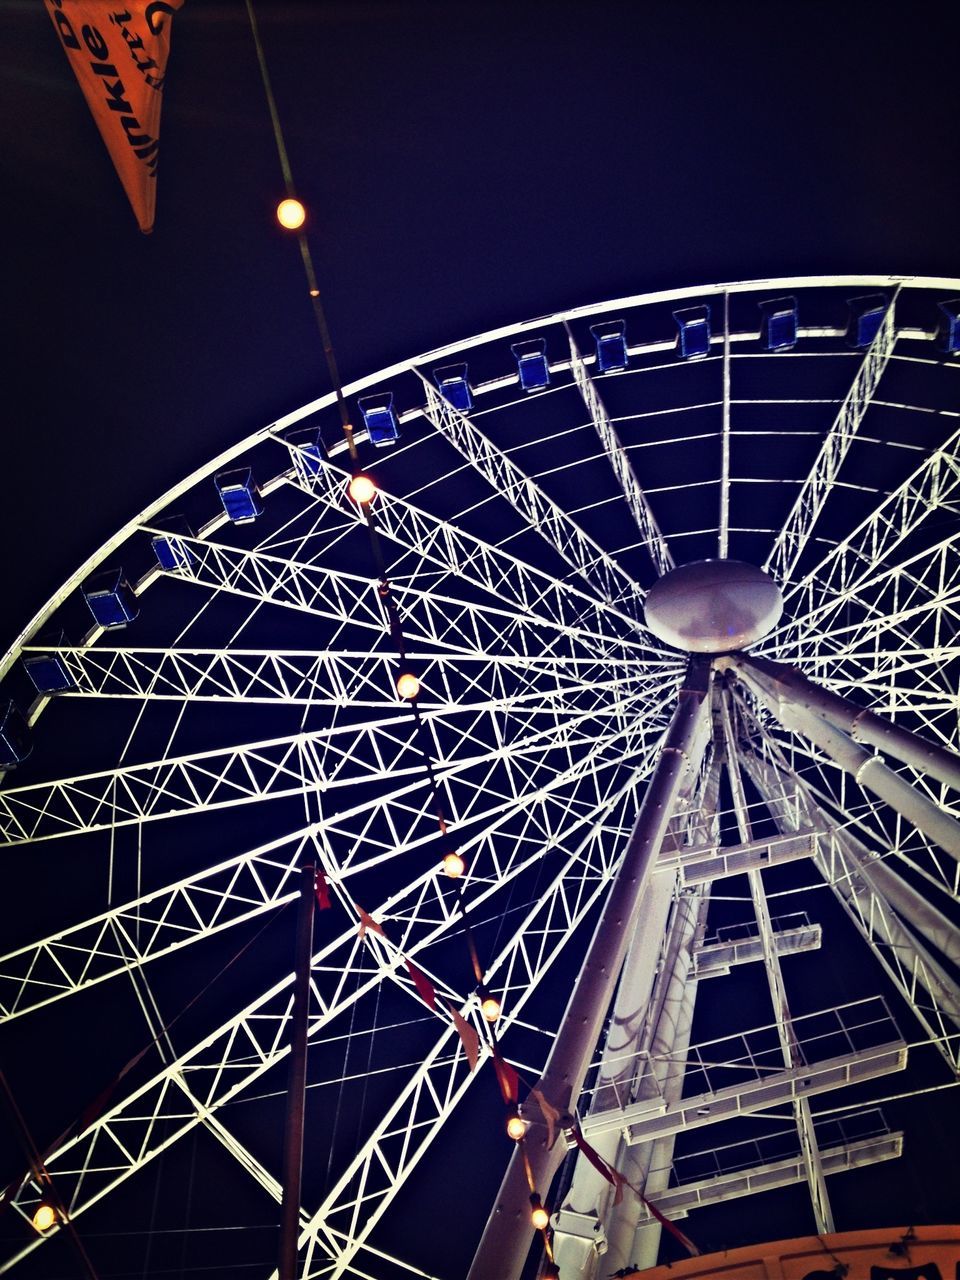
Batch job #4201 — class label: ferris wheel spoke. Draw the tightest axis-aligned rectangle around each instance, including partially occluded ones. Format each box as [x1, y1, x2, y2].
[565, 327, 675, 577]
[17, 642, 672, 706]
[292, 773, 648, 1280]
[1, 738, 656, 1264]
[0, 684, 665, 1023]
[0, 667, 664, 848]
[281, 450, 650, 645]
[779, 419, 960, 616]
[764, 296, 899, 587]
[143, 527, 646, 663]
[770, 532, 960, 657]
[416, 378, 644, 619]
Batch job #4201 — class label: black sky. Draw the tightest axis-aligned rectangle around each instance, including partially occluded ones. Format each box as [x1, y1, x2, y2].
[2, 1, 958, 651]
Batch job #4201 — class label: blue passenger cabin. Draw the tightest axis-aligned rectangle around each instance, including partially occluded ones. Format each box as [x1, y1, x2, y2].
[433, 364, 473, 412]
[0, 700, 31, 768]
[152, 534, 194, 572]
[937, 299, 960, 354]
[759, 297, 798, 351]
[590, 320, 628, 372]
[673, 306, 711, 359]
[846, 294, 888, 348]
[285, 426, 326, 481]
[83, 568, 139, 629]
[358, 393, 400, 447]
[24, 651, 76, 694]
[215, 468, 263, 523]
[510, 339, 550, 392]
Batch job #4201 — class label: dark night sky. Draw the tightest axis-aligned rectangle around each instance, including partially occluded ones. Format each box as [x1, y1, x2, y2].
[2, 1, 958, 650]
[0, 3, 959, 1279]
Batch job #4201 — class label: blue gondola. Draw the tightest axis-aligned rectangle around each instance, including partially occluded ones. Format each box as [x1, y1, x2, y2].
[846, 294, 887, 348]
[215, 468, 263, 523]
[358, 393, 400, 447]
[759, 297, 798, 351]
[511, 339, 550, 391]
[433, 364, 473, 411]
[673, 306, 711, 359]
[83, 568, 139, 629]
[590, 320, 628, 372]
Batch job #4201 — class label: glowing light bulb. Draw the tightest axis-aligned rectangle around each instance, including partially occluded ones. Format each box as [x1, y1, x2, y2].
[396, 672, 420, 700]
[276, 198, 306, 230]
[506, 1114, 526, 1141]
[443, 851, 466, 878]
[531, 1205, 549, 1231]
[481, 994, 501, 1022]
[32, 1204, 56, 1232]
[348, 473, 376, 504]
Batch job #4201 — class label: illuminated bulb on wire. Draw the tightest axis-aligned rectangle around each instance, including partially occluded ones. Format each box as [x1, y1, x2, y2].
[348, 473, 376, 504]
[32, 1204, 57, 1232]
[443, 851, 466, 878]
[481, 994, 501, 1022]
[276, 198, 306, 230]
[396, 672, 420, 700]
[506, 1114, 526, 1141]
[531, 1204, 549, 1231]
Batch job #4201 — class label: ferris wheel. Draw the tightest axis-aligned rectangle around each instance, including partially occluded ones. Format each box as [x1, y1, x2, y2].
[1, 275, 958, 1280]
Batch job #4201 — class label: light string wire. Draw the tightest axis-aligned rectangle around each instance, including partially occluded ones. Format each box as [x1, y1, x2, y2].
[241, 7, 693, 1268]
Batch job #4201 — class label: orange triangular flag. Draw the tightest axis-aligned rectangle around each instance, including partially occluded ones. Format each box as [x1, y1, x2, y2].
[44, 1, 184, 233]
[492, 1053, 519, 1106]
[530, 1086, 562, 1151]
[314, 870, 332, 911]
[447, 1003, 480, 1072]
[356, 905, 386, 939]
[405, 959, 437, 1010]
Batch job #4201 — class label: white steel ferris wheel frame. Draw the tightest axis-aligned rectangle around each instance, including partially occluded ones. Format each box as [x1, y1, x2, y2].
[1, 275, 959, 1280]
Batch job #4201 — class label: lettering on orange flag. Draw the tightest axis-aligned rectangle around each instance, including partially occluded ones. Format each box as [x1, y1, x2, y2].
[44, 1, 185, 234]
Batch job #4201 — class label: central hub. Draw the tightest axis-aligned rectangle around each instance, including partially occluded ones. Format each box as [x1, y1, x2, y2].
[644, 559, 783, 653]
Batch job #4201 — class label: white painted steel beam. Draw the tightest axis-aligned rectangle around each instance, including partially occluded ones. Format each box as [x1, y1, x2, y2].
[284, 453, 650, 645]
[467, 659, 713, 1280]
[739, 725, 960, 1068]
[645, 1132, 902, 1219]
[777, 419, 960, 616]
[2, 748, 660, 1268]
[144, 527, 642, 664]
[693, 918, 821, 978]
[22, 643, 667, 708]
[565, 327, 674, 577]
[721, 692, 834, 1234]
[0, 675, 658, 848]
[736, 664, 960, 862]
[582, 1039, 907, 1144]
[765, 294, 898, 586]
[418, 378, 645, 619]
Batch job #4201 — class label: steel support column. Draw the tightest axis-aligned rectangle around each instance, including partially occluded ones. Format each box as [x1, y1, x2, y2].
[720, 691, 834, 1235]
[466, 658, 712, 1280]
[728, 661, 960, 862]
[730, 654, 960, 792]
[278, 861, 317, 1280]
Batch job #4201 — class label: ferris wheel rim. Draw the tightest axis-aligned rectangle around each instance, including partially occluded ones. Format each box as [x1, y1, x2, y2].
[4, 271, 959, 689]
[2, 272, 959, 1278]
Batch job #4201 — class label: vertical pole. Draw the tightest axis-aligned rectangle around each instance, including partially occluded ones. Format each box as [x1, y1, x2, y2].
[719, 290, 731, 560]
[720, 691, 834, 1234]
[278, 861, 317, 1280]
[466, 657, 712, 1280]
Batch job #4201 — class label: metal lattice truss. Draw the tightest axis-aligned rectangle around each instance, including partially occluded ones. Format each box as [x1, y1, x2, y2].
[417, 377, 644, 617]
[764, 293, 899, 586]
[2, 277, 960, 1280]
